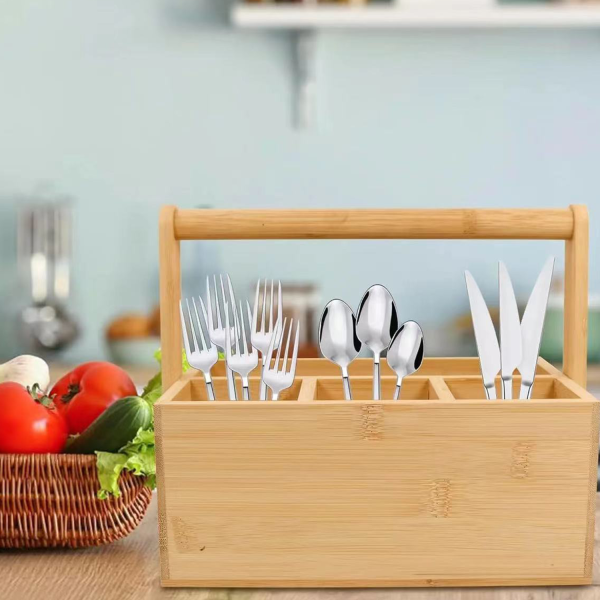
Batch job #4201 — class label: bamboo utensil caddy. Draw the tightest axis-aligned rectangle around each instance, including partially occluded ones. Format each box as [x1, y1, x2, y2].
[155, 205, 599, 588]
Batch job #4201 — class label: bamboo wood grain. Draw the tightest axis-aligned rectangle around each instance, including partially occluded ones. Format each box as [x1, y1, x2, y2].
[173, 208, 574, 240]
[3, 495, 600, 599]
[564, 204, 589, 387]
[159, 205, 182, 389]
[157, 387, 598, 587]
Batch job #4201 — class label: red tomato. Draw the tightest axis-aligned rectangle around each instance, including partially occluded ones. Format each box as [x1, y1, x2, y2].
[0, 382, 68, 453]
[50, 362, 137, 434]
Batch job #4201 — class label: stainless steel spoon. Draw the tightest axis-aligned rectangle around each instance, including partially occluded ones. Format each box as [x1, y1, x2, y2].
[386, 320, 424, 400]
[318, 299, 362, 400]
[356, 285, 398, 400]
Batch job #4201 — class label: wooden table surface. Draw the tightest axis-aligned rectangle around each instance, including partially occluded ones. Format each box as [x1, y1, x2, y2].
[3, 495, 600, 600]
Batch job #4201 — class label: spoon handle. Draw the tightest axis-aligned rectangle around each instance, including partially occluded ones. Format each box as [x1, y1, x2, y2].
[373, 355, 380, 400]
[394, 377, 403, 400]
[343, 377, 352, 401]
[341, 367, 352, 400]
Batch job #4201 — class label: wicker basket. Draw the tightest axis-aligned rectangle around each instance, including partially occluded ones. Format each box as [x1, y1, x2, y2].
[0, 454, 153, 549]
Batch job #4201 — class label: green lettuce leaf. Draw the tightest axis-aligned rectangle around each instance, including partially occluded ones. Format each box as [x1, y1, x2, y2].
[141, 348, 190, 405]
[96, 427, 156, 499]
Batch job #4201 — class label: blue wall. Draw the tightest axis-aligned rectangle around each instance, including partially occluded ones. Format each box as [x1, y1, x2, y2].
[0, 0, 597, 361]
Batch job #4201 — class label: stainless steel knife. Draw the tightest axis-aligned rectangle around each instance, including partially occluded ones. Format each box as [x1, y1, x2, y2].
[499, 262, 522, 400]
[519, 257, 555, 400]
[465, 270, 501, 400]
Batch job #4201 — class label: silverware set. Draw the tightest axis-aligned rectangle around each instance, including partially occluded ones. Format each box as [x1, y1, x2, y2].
[465, 257, 555, 400]
[181, 275, 300, 401]
[318, 285, 424, 400]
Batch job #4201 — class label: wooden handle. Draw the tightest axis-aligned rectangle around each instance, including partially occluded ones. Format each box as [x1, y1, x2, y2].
[174, 208, 574, 240]
[159, 205, 588, 391]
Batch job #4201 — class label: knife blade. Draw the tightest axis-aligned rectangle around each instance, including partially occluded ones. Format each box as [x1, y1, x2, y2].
[465, 270, 501, 400]
[519, 257, 555, 399]
[499, 262, 522, 400]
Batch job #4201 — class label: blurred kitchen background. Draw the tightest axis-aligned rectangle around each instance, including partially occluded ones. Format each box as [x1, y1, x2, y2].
[1, 0, 600, 383]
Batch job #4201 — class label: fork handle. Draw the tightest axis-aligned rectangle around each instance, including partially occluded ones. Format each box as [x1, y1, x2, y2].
[242, 376, 251, 401]
[272, 391, 279, 401]
[205, 376, 215, 402]
[226, 366, 237, 401]
[259, 356, 268, 401]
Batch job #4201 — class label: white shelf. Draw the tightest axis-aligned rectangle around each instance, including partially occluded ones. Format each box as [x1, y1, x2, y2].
[231, 3, 600, 129]
[232, 4, 600, 29]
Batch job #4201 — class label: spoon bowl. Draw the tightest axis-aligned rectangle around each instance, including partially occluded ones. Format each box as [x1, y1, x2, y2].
[386, 320, 424, 400]
[318, 299, 361, 400]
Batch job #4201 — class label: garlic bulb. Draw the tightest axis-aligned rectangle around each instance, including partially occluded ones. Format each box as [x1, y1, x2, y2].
[0, 355, 50, 391]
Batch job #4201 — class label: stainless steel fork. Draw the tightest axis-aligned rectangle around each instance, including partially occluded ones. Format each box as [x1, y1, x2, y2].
[225, 300, 258, 401]
[251, 279, 282, 401]
[180, 296, 218, 401]
[206, 274, 238, 400]
[263, 318, 300, 401]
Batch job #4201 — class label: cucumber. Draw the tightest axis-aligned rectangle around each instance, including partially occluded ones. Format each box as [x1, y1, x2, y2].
[65, 396, 152, 454]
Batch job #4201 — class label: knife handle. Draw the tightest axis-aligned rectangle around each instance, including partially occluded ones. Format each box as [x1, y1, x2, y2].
[519, 383, 533, 400]
[501, 378, 513, 400]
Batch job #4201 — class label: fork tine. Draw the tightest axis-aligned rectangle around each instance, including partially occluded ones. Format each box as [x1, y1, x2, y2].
[185, 299, 199, 353]
[198, 296, 214, 350]
[239, 300, 248, 356]
[214, 275, 223, 330]
[246, 300, 254, 347]
[259, 279, 266, 334]
[191, 298, 205, 351]
[252, 280, 260, 335]
[226, 274, 236, 304]
[268, 280, 274, 332]
[192, 296, 209, 350]
[206, 276, 214, 332]
[264, 317, 280, 370]
[273, 318, 287, 372]
[179, 300, 193, 358]
[280, 319, 293, 373]
[231, 300, 241, 357]
[277, 280, 282, 326]
[290, 321, 300, 376]
[224, 301, 232, 360]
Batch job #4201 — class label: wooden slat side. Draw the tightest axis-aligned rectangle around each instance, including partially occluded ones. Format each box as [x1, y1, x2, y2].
[585, 401, 600, 577]
[428, 377, 455, 400]
[160, 401, 594, 585]
[154, 401, 170, 583]
[160, 575, 591, 588]
[564, 204, 589, 387]
[159, 205, 182, 389]
[155, 377, 192, 406]
[298, 377, 317, 402]
[174, 208, 574, 241]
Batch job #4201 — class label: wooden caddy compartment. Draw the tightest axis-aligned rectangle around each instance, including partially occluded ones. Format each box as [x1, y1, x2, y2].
[155, 205, 599, 587]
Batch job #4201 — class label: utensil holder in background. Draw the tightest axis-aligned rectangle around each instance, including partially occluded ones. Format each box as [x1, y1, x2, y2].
[155, 206, 598, 588]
